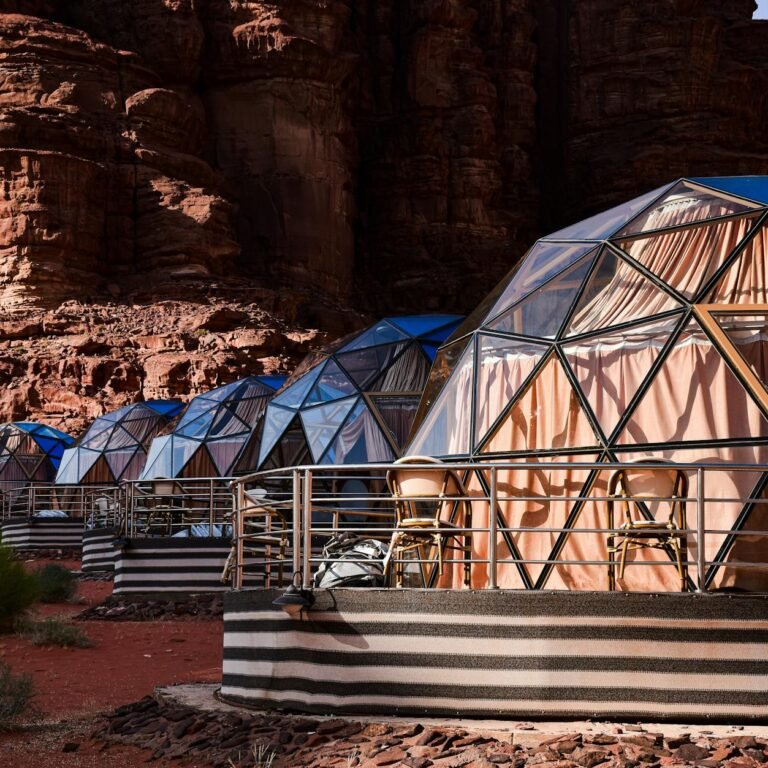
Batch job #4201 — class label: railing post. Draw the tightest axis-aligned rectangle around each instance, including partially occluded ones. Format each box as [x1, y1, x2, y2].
[697, 467, 706, 593]
[489, 466, 498, 589]
[234, 482, 244, 589]
[292, 469, 302, 578]
[302, 469, 312, 589]
[209, 479, 215, 532]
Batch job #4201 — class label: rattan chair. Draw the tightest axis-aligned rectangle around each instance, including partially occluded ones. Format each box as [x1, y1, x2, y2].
[607, 459, 689, 591]
[385, 456, 472, 588]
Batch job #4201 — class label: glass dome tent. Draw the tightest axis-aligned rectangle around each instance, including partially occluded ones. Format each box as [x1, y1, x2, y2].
[258, 315, 462, 469]
[56, 400, 183, 485]
[140, 376, 286, 480]
[407, 177, 768, 592]
[0, 422, 74, 488]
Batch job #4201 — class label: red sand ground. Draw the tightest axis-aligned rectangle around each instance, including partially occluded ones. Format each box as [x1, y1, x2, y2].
[0, 565, 223, 767]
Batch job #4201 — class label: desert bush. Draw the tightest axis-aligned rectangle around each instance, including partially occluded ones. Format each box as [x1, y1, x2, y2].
[0, 662, 35, 729]
[37, 564, 76, 603]
[15, 617, 91, 648]
[0, 546, 40, 632]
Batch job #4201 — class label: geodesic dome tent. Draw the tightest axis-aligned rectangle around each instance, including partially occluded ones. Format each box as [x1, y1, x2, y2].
[407, 177, 768, 592]
[140, 376, 286, 480]
[258, 315, 462, 469]
[0, 422, 74, 488]
[56, 400, 183, 485]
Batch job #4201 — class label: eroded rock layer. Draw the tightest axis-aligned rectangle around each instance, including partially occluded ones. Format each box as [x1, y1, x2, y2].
[0, 0, 766, 431]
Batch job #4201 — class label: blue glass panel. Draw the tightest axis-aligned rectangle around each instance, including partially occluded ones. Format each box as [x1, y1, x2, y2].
[33, 436, 60, 456]
[423, 318, 462, 342]
[300, 396, 358, 462]
[420, 342, 440, 361]
[48, 443, 65, 459]
[543, 183, 675, 241]
[271, 365, 323, 409]
[257, 405, 297, 467]
[144, 400, 184, 417]
[175, 399, 214, 430]
[12, 422, 36, 433]
[303, 360, 358, 406]
[690, 177, 768, 205]
[257, 375, 288, 390]
[339, 321, 410, 352]
[386, 315, 463, 338]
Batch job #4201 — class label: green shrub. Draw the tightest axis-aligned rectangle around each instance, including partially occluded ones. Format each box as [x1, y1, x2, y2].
[0, 547, 40, 632]
[15, 617, 91, 648]
[0, 662, 35, 729]
[37, 564, 76, 603]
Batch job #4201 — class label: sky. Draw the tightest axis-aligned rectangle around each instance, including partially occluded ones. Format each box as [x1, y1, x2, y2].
[757, 0, 768, 18]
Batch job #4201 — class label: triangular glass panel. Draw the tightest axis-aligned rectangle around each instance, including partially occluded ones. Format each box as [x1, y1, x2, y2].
[208, 437, 247, 476]
[710, 223, 768, 305]
[387, 315, 462, 338]
[320, 400, 396, 465]
[712, 311, 768, 393]
[55, 448, 79, 484]
[482, 242, 599, 325]
[372, 395, 421, 448]
[106, 448, 140, 481]
[177, 411, 214, 439]
[203, 381, 241, 402]
[169, 437, 202, 475]
[336, 342, 408, 390]
[257, 374, 288, 391]
[339, 321, 410, 352]
[303, 360, 358, 406]
[543, 184, 674, 241]
[260, 419, 310, 470]
[271, 365, 323, 410]
[407, 342, 475, 458]
[474, 335, 548, 447]
[109, 423, 144, 449]
[139, 436, 171, 481]
[257, 405, 297, 468]
[480, 354, 600, 454]
[485, 253, 597, 338]
[614, 213, 760, 300]
[410, 337, 472, 439]
[145, 400, 184, 417]
[616, 180, 760, 237]
[80, 421, 115, 450]
[209, 406, 251, 438]
[371, 342, 432, 393]
[565, 249, 681, 337]
[74, 448, 103, 483]
[300, 396, 358, 462]
[563, 316, 679, 440]
[227, 396, 267, 429]
[617, 318, 768, 445]
[690, 177, 768, 206]
[121, 450, 148, 482]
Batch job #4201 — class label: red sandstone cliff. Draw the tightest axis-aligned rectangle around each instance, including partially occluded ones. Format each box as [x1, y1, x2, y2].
[0, 0, 765, 432]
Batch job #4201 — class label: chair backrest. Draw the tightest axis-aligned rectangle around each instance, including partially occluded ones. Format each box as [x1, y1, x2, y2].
[152, 478, 178, 497]
[387, 456, 466, 522]
[609, 458, 688, 525]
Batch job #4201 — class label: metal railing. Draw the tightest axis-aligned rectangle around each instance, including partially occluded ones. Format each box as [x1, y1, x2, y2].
[0, 482, 120, 524]
[121, 477, 234, 538]
[228, 461, 768, 593]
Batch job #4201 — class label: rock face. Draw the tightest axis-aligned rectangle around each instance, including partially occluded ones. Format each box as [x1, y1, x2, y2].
[0, 0, 767, 430]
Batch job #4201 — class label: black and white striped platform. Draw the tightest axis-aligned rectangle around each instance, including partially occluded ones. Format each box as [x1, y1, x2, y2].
[113, 538, 233, 593]
[1, 518, 83, 551]
[221, 589, 768, 721]
[81, 528, 117, 572]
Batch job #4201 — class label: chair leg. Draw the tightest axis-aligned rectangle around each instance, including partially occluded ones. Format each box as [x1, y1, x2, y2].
[607, 535, 615, 591]
[619, 539, 629, 580]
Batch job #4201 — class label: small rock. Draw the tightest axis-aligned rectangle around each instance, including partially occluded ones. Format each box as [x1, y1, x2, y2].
[675, 744, 710, 762]
[372, 747, 407, 765]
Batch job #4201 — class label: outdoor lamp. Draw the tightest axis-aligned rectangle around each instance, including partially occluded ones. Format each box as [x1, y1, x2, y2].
[272, 572, 314, 617]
